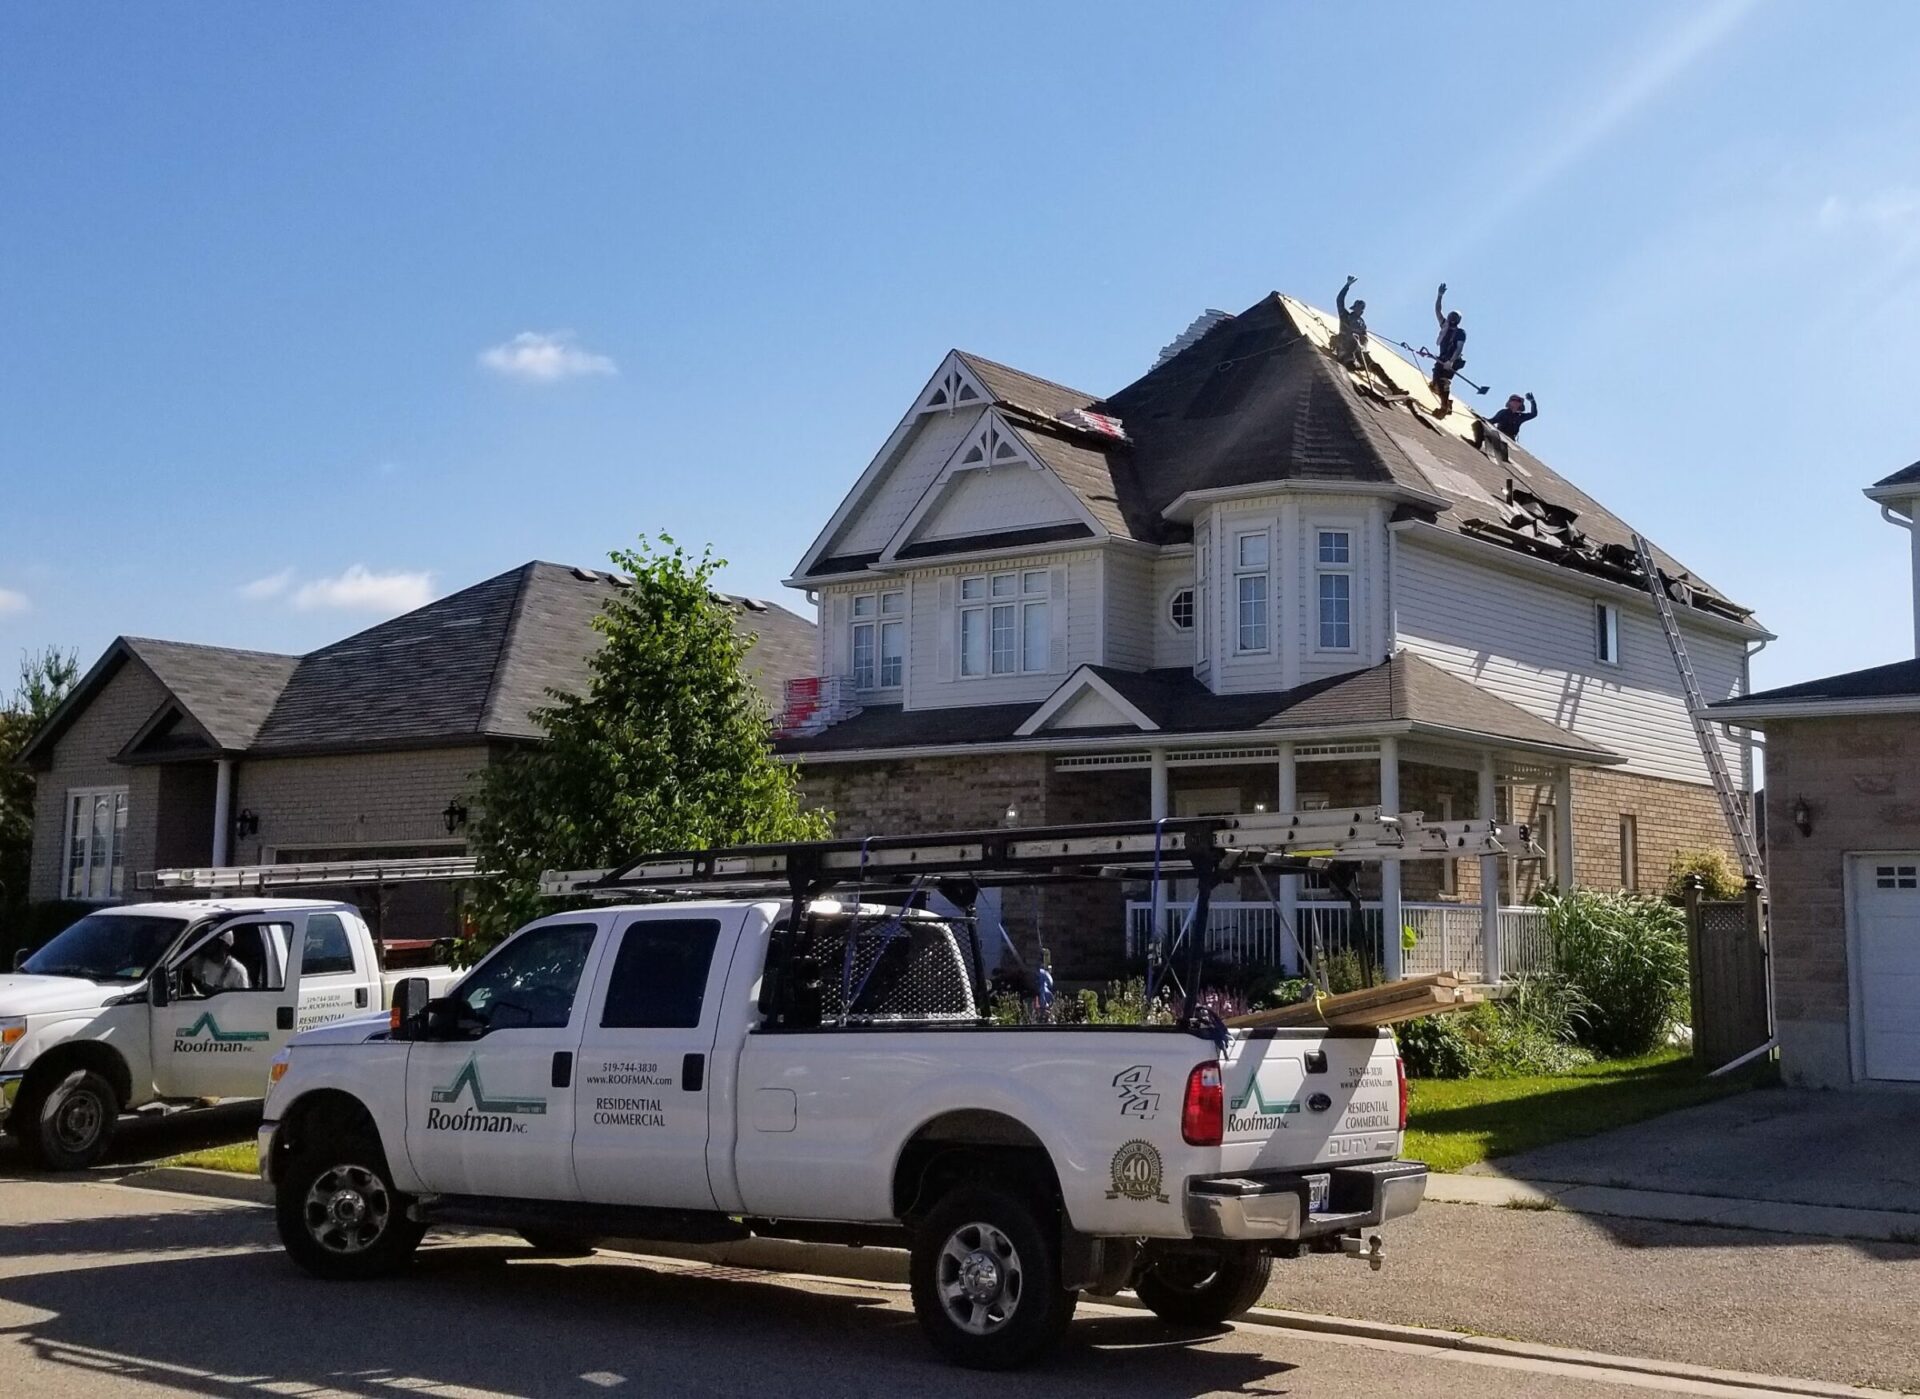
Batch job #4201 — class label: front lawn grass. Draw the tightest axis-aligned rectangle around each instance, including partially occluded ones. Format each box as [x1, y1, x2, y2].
[159, 1142, 257, 1174]
[1405, 1047, 1775, 1173]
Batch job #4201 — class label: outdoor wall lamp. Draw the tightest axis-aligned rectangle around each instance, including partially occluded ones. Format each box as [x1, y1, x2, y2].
[233, 809, 259, 840]
[442, 800, 469, 835]
[1791, 797, 1813, 838]
[1004, 803, 1019, 827]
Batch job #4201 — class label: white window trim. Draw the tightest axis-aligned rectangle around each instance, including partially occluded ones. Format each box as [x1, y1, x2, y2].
[849, 588, 905, 692]
[1232, 527, 1271, 656]
[1595, 601, 1621, 667]
[1195, 539, 1211, 668]
[1439, 793, 1457, 895]
[64, 785, 130, 903]
[1166, 585, 1195, 633]
[1312, 522, 1358, 654]
[957, 570, 1049, 680]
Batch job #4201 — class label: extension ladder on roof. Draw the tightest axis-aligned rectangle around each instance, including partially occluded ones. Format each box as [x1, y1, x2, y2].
[1631, 534, 1763, 886]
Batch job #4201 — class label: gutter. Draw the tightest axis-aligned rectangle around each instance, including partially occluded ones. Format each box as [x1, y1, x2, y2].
[1163, 478, 1453, 524]
[1708, 695, 1920, 722]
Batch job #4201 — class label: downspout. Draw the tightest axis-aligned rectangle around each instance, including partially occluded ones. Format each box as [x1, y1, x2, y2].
[1879, 504, 1920, 658]
[211, 758, 235, 866]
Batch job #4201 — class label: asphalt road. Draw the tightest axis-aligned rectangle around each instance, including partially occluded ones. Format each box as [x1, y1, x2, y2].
[0, 1177, 1872, 1399]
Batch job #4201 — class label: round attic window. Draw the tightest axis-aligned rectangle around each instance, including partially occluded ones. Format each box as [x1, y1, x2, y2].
[1168, 588, 1195, 631]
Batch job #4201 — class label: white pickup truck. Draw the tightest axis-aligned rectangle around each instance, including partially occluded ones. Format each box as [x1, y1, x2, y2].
[261, 897, 1426, 1369]
[1, 897, 455, 1169]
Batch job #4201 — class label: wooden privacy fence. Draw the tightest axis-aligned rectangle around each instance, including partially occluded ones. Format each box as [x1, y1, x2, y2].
[1683, 876, 1771, 1071]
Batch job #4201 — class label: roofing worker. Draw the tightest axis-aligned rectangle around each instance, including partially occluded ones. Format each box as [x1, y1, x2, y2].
[1332, 275, 1369, 367]
[1429, 283, 1467, 414]
[1490, 392, 1538, 438]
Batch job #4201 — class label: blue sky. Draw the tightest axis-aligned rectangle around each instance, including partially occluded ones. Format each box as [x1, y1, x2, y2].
[4, 1, 1919, 694]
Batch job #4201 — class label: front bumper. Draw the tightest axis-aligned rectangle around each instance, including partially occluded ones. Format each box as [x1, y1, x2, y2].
[1186, 1160, 1428, 1241]
[257, 1120, 279, 1182]
[0, 1071, 24, 1130]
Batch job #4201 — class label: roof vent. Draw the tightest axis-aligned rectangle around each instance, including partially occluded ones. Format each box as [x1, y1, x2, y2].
[570, 566, 598, 582]
[1154, 309, 1234, 368]
[739, 597, 769, 612]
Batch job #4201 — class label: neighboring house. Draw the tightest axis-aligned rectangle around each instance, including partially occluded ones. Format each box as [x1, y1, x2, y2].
[18, 561, 815, 936]
[1710, 463, 1920, 1088]
[777, 292, 1765, 981]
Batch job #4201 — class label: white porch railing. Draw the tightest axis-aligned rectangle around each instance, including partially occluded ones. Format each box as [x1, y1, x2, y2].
[1124, 900, 1552, 984]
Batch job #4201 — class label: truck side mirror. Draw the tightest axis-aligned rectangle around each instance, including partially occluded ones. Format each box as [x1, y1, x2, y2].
[422, 995, 478, 1041]
[388, 976, 430, 1040]
[149, 971, 172, 1008]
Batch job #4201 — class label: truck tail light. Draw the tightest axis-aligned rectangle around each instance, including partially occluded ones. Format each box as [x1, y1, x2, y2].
[1182, 1061, 1223, 1147]
[1396, 1055, 1409, 1131]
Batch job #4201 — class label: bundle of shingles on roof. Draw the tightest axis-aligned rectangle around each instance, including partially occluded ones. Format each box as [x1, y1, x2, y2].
[1226, 973, 1482, 1030]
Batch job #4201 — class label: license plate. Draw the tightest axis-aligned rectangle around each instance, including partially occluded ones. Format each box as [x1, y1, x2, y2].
[1306, 1173, 1331, 1214]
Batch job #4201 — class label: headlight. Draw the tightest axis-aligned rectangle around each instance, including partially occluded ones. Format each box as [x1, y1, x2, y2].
[0, 1018, 26, 1060]
[268, 1046, 292, 1085]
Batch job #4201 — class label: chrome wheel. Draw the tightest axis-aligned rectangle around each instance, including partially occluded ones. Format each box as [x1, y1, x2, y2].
[302, 1164, 392, 1256]
[53, 1087, 106, 1154]
[936, 1220, 1024, 1336]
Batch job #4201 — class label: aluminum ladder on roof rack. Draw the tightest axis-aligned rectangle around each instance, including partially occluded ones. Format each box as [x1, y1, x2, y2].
[145, 855, 484, 892]
[1630, 533, 1763, 885]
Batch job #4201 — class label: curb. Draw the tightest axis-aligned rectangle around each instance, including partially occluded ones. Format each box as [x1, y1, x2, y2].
[114, 1168, 1896, 1397]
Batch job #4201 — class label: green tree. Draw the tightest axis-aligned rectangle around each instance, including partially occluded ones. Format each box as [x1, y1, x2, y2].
[0, 647, 81, 917]
[464, 538, 829, 958]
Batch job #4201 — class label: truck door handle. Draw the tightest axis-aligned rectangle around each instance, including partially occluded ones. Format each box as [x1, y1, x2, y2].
[276, 1007, 295, 1031]
[551, 1051, 573, 1089]
[355, 987, 369, 1009]
[682, 1053, 705, 1092]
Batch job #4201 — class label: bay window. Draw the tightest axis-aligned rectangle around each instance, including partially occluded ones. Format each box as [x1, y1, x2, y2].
[1234, 530, 1269, 653]
[1315, 528, 1354, 650]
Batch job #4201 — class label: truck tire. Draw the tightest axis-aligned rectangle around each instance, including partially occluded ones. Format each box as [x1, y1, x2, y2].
[276, 1133, 425, 1281]
[1133, 1244, 1272, 1326]
[15, 1069, 120, 1171]
[909, 1184, 1077, 1370]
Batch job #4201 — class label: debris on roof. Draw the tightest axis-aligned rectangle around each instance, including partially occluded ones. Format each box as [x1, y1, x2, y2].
[1154, 309, 1233, 368]
[1060, 407, 1128, 440]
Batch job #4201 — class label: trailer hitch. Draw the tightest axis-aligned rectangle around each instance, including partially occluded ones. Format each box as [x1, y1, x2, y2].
[1340, 1233, 1385, 1271]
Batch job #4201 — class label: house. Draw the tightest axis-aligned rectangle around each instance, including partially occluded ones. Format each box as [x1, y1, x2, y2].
[18, 561, 815, 936]
[776, 292, 1766, 982]
[1709, 463, 1920, 1087]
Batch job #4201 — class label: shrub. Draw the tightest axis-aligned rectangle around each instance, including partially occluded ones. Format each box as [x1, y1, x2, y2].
[1322, 947, 1377, 995]
[1664, 848, 1743, 902]
[1540, 888, 1690, 1057]
[1397, 1014, 1474, 1079]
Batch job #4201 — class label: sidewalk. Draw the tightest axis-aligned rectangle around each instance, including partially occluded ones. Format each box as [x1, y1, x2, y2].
[1423, 1172, 1920, 1245]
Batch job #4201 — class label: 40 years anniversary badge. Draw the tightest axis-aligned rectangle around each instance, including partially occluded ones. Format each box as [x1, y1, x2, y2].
[1107, 1138, 1168, 1203]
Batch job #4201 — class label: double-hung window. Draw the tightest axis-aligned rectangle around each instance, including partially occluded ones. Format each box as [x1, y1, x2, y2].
[850, 590, 904, 690]
[959, 570, 1049, 677]
[1234, 531, 1269, 653]
[65, 786, 129, 901]
[1315, 529, 1354, 650]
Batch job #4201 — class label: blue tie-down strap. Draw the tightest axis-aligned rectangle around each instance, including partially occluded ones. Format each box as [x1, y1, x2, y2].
[844, 875, 927, 1015]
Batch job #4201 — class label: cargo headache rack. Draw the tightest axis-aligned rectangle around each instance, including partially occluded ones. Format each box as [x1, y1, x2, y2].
[542, 811, 1542, 1038]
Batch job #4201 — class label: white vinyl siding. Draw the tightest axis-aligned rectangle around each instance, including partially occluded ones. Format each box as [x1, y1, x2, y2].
[829, 405, 987, 557]
[913, 463, 1083, 542]
[1104, 549, 1157, 671]
[1394, 538, 1749, 784]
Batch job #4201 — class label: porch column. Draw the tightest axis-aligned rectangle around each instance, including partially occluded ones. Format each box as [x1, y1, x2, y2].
[1553, 766, 1575, 890]
[1379, 735, 1404, 980]
[1276, 741, 1299, 975]
[1479, 752, 1502, 985]
[211, 758, 235, 866]
[1149, 747, 1169, 941]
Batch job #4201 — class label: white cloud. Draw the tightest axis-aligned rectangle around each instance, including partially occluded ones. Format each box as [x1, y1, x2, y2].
[478, 330, 618, 383]
[1819, 188, 1920, 236]
[0, 588, 28, 615]
[238, 568, 295, 601]
[292, 565, 436, 614]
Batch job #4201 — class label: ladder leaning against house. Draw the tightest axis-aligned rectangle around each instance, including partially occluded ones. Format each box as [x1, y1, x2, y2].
[1630, 533, 1763, 886]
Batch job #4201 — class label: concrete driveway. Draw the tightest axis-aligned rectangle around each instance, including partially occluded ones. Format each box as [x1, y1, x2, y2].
[1463, 1087, 1920, 1213]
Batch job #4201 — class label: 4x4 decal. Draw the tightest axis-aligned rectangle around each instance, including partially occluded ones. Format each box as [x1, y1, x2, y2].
[174, 1013, 269, 1045]
[430, 1057, 547, 1116]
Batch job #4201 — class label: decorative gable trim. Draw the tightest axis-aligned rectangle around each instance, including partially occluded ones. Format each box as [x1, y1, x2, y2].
[1015, 666, 1160, 736]
[880, 408, 1108, 563]
[914, 355, 991, 415]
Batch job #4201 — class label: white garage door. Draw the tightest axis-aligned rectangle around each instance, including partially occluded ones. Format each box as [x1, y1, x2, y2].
[1852, 857, 1920, 1081]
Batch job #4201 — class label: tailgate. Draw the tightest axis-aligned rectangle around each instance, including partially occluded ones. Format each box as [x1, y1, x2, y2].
[1219, 1031, 1401, 1171]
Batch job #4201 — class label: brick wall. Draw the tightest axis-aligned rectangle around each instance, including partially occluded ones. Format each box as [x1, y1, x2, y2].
[230, 746, 493, 862]
[28, 663, 167, 901]
[1759, 714, 1920, 1085]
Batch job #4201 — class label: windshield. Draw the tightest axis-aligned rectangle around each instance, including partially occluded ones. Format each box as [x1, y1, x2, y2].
[21, 913, 192, 984]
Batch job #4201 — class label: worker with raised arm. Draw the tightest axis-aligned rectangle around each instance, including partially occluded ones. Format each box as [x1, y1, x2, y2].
[1429, 283, 1467, 415]
[1490, 392, 1538, 438]
[1332, 274, 1369, 368]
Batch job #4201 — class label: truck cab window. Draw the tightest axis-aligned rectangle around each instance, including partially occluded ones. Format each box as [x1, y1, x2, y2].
[600, 919, 721, 1029]
[456, 921, 596, 1031]
[301, 914, 357, 976]
[178, 923, 289, 997]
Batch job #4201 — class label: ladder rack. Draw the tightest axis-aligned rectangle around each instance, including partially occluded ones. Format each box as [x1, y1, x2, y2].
[541, 810, 1542, 899]
[1631, 534, 1763, 885]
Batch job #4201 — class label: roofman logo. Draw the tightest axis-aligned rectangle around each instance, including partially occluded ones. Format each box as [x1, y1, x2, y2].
[173, 1013, 269, 1052]
[426, 1057, 546, 1133]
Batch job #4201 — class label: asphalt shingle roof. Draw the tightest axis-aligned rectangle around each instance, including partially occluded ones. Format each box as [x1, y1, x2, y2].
[1712, 657, 1920, 707]
[121, 639, 301, 751]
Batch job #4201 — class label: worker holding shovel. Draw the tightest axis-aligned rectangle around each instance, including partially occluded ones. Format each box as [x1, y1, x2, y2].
[1430, 283, 1467, 414]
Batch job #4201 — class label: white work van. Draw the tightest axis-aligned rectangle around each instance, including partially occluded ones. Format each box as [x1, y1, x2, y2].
[1, 898, 455, 1168]
[262, 894, 1426, 1368]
